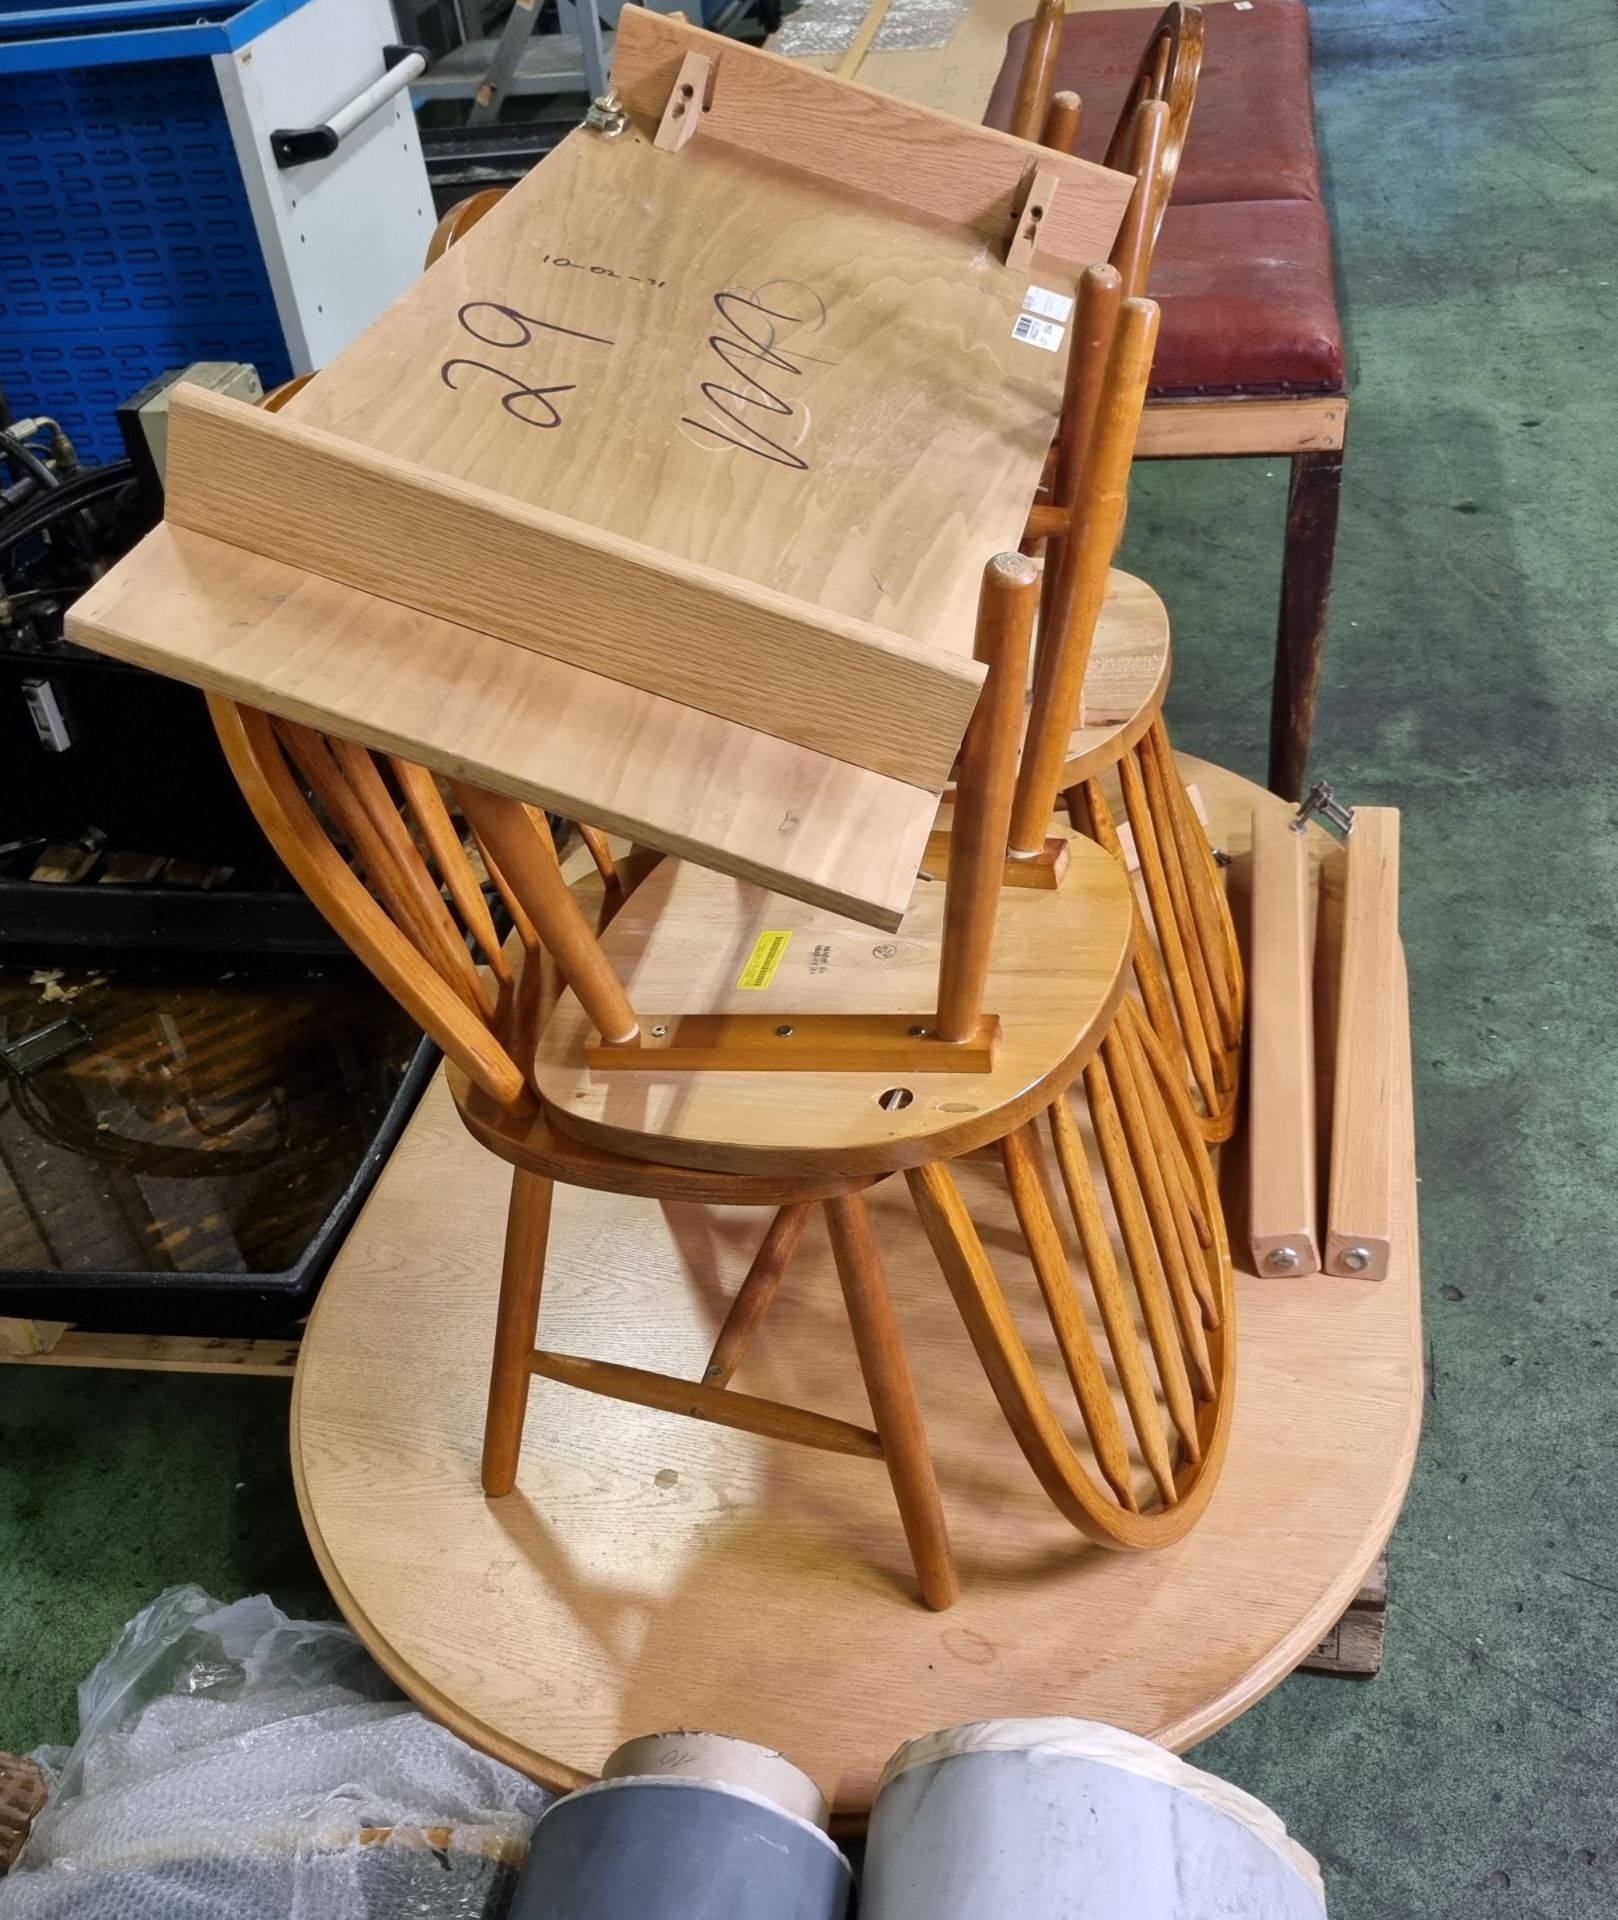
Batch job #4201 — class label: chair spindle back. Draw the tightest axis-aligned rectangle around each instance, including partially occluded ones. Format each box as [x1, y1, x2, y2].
[1099, 0, 1204, 238]
[1008, 292, 1161, 857]
[1007, 0, 1066, 140]
[208, 698, 548, 1112]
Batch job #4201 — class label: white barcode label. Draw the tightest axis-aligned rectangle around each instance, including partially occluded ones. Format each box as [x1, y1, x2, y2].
[1022, 284, 1075, 323]
[1012, 312, 1065, 352]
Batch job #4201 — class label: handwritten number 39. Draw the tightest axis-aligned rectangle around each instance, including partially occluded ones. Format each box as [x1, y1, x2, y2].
[440, 300, 612, 431]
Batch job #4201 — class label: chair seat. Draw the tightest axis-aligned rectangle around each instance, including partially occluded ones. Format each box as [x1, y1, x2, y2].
[449, 1056, 874, 1205]
[1146, 196, 1345, 396]
[1076, 567, 1171, 727]
[986, 0, 1322, 206]
[1060, 569, 1172, 785]
[533, 834, 1134, 1177]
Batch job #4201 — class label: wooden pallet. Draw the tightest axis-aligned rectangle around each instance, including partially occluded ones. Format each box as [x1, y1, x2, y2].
[0, 1320, 300, 1378]
[0, 1753, 47, 1874]
[1299, 1550, 1389, 1676]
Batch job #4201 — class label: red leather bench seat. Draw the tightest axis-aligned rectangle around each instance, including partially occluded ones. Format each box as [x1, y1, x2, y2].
[985, 0, 1344, 397]
[1147, 197, 1343, 394]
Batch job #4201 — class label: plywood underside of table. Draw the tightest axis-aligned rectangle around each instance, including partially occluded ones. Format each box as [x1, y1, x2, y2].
[287, 127, 1065, 659]
[292, 756, 1422, 1822]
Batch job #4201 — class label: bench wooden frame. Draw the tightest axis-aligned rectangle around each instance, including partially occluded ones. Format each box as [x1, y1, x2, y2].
[1135, 394, 1347, 802]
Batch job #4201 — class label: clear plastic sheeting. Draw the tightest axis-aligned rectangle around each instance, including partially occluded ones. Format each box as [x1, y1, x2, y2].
[771, 0, 973, 61]
[0, 1587, 549, 1920]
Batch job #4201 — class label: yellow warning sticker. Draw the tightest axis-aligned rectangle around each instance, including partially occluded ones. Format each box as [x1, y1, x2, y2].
[736, 929, 792, 990]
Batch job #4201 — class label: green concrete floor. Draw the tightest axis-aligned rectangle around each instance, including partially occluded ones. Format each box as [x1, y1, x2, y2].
[3, 1, 1614, 1912]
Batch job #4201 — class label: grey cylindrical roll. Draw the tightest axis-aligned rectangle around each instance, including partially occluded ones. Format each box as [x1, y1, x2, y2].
[861, 1719, 1327, 1920]
[601, 1730, 831, 1829]
[509, 1736, 849, 1920]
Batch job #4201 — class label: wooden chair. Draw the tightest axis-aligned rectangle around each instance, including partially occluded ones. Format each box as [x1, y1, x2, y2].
[208, 458, 1231, 1576]
[1009, 0, 1200, 280]
[423, 187, 507, 265]
[199, 143, 1236, 1601]
[209, 695, 950, 1598]
[1005, 82, 1245, 1141]
[992, 0, 1346, 799]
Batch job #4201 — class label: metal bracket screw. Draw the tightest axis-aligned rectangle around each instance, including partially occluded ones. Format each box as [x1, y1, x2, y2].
[1292, 781, 1356, 839]
[584, 90, 628, 137]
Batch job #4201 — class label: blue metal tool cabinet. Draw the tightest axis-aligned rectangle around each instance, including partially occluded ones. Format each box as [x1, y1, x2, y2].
[0, 0, 434, 461]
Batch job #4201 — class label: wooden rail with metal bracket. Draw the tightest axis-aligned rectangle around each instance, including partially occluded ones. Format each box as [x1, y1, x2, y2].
[611, 9, 1131, 273]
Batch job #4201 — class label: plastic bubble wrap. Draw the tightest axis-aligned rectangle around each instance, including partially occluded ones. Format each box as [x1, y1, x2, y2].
[771, 0, 973, 60]
[1, 1587, 549, 1920]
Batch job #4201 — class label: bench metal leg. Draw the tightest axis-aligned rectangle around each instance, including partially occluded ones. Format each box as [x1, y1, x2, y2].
[1269, 441, 1345, 800]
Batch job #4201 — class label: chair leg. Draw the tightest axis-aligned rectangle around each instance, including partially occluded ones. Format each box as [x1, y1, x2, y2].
[823, 1193, 959, 1611]
[1270, 441, 1345, 801]
[481, 1168, 554, 1497]
[703, 1202, 812, 1388]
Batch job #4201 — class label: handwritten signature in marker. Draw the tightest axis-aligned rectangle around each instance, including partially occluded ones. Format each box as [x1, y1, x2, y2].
[680, 282, 826, 470]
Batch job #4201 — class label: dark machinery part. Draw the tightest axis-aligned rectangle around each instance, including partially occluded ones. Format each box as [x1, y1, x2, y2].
[0, 369, 347, 960]
[0, 372, 436, 1335]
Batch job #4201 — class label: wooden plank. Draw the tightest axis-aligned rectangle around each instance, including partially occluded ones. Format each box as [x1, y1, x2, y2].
[0, 1329, 301, 1376]
[653, 49, 711, 149]
[536, 829, 1133, 1176]
[1326, 808, 1401, 1280]
[161, 387, 982, 793]
[580, 1011, 999, 1073]
[1248, 807, 1321, 1277]
[68, 525, 937, 931]
[531, 1349, 885, 1458]
[1354, 1549, 1390, 1612]
[1004, 163, 1063, 274]
[0, 1317, 68, 1358]
[1135, 394, 1349, 460]
[833, 0, 897, 80]
[610, 10, 1132, 274]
